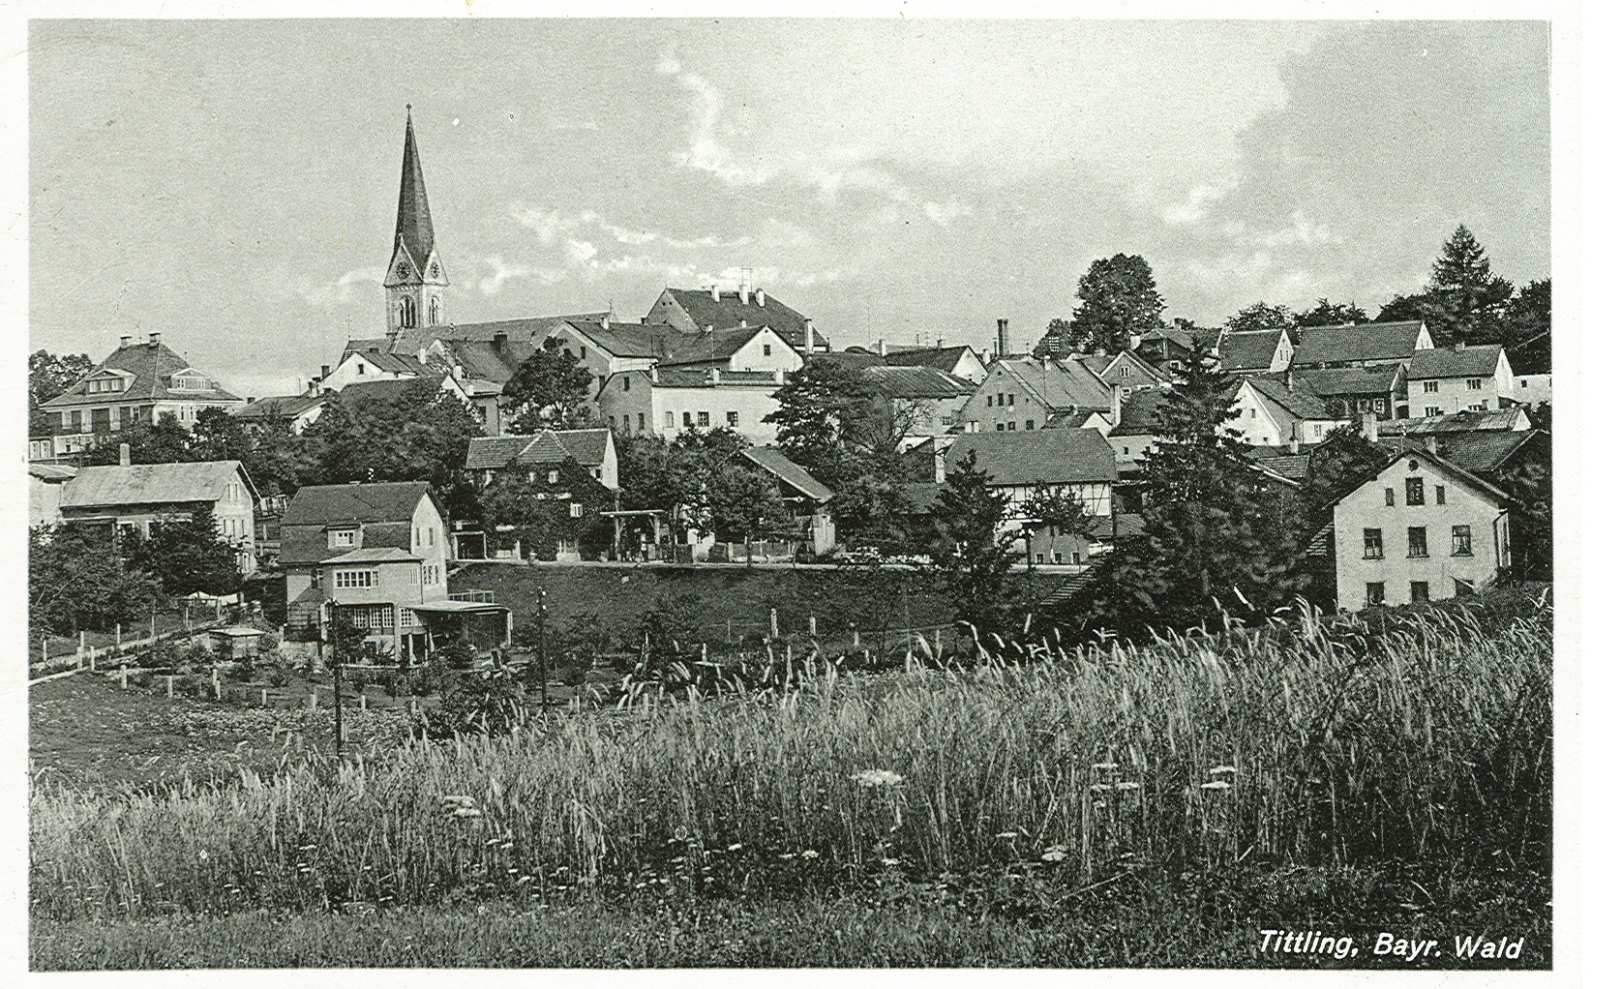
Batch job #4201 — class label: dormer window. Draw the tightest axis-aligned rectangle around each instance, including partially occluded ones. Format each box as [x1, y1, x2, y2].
[329, 527, 358, 549]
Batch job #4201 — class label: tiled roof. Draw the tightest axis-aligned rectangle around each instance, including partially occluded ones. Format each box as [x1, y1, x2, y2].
[1378, 408, 1529, 435]
[335, 377, 444, 409]
[1242, 376, 1335, 421]
[324, 547, 421, 564]
[860, 365, 975, 400]
[997, 358, 1112, 411]
[946, 428, 1117, 486]
[28, 462, 78, 482]
[440, 338, 540, 383]
[649, 368, 782, 389]
[1291, 320, 1427, 366]
[464, 429, 612, 471]
[1217, 330, 1285, 371]
[881, 345, 977, 375]
[42, 339, 243, 408]
[236, 394, 325, 420]
[391, 313, 610, 354]
[656, 325, 778, 367]
[1107, 388, 1170, 436]
[658, 287, 829, 352]
[1407, 344, 1505, 379]
[1244, 448, 1312, 481]
[1379, 429, 1545, 475]
[1293, 365, 1403, 396]
[566, 320, 676, 359]
[341, 341, 430, 375]
[1133, 326, 1197, 352]
[740, 446, 835, 503]
[61, 460, 253, 509]
[279, 481, 434, 566]
[806, 351, 882, 370]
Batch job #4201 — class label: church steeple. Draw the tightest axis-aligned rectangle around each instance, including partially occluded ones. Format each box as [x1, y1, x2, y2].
[384, 105, 448, 339]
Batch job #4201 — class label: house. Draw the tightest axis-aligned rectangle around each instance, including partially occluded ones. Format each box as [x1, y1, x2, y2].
[1217, 328, 1293, 374]
[325, 341, 431, 390]
[28, 462, 77, 527]
[938, 428, 1118, 519]
[644, 283, 830, 354]
[1377, 428, 1548, 480]
[859, 364, 977, 446]
[1328, 448, 1513, 611]
[596, 366, 787, 444]
[655, 324, 806, 373]
[1073, 348, 1171, 390]
[1132, 326, 1211, 374]
[234, 393, 327, 434]
[735, 446, 837, 557]
[960, 357, 1111, 433]
[1512, 372, 1552, 407]
[58, 451, 258, 574]
[1405, 342, 1516, 416]
[881, 344, 988, 384]
[1230, 376, 1344, 448]
[1378, 407, 1531, 437]
[333, 374, 473, 415]
[39, 333, 247, 455]
[279, 481, 506, 658]
[1106, 388, 1170, 466]
[1293, 365, 1408, 421]
[1290, 320, 1434, 370]
[543, 317, 672, 393]
[464, 428, 619, 490]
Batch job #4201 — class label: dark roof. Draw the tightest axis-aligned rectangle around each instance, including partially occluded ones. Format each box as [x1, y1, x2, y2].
[1046, 408, 1107, 429]
[391, 111, 436, 274]
[1293, 365, 1403, 396]
[807, 351, 883, 370]
[1408, 344, 1506, 379]
[336, 377, 444, 410]
[1378, 429, 1545, 475]
[1107, 389, 1170, 436]
[1291, 320, 1427, 366]
[391, 313, 610, 354]
[236, 394, 325, 420]
[739, 447, 834, 503]
[341, 341, 431, 375]
[279, 481, 435, 566]
[1241, 376, 1334, 421]
[881, 345, 977, 375]
[997, 358, 1112, 411]
[1375, 448, 1512, 505]
[656, 325, 781, 367]
[860, 365, 975, 400]
[464, 429, 612, 471]
[1217, 330, 1285, 371]
[566, 320, 677, 360]
[61, 460, 254, 510]
[42, 339, 243, 408]
[947, 428, 1117, 486]
[1244, 447, 1312, 481]
[646, 368, 783, 389]
[1378, 408, 1530, 435]
[1134, 326, 1197, 353]
[441, 338, 540, 383]
[658, 287, 829, 352]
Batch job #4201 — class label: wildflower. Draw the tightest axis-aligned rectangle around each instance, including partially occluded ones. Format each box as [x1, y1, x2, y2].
[994, 831, 1018, 840]
[1115, 781, 1141, 791]
[726, 843, 743, 852]
[881, 857, 901, 866]
[198, 850, 209, 862]
[851, 768, 905, 788]
[1040, 846, 1069, 863]
[801, 849, 819, 859]
[1200, 780, 1232, 791]
[778, 853, 796, 860]
[1208, 766, 1238, 776]
[454, 807, 483, 819]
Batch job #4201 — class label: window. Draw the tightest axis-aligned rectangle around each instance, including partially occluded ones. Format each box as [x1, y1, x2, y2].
[697, 411, 710, 428]
[1052, 552, 1063, 564]
[1122, 446, 1130, 455]
[1035, 553, 1045, 563]
[1405, 477, 1424, 506]
[1466, 378, 1482, 390]
[622, 377, 630, 392]
[330, 528, 356, 547]
[1407, 526, 1428, 558]
[547, 469, 560, 484]
[1520, 379, 1528, 387]
[1410, 581, 1430, 603]
[664, 411, 674, 430]
[1423, 380, 1439, 393]
[1071, 552, 1083, 565]
[1248, 408, 1257, 419]
[1007, 422, 1018, 431]
[1007, 394, 1016, 406]
[986, 396, 993, 407]
[1362, 528, 1384, 559]
[427, 527, 435, 547]
[637, 413, 645, 432]
[726, 410, 739, 427]
[762, 344, 772, 357]
[398, 296, 416, 329]
[1375, 399, 1387, 414]
[570, 502, 584, 518]
[1357, 398, 1371, 411]
[1025, 419, 1035, 430]
[1451, 525, 1473, 556]
[333, 568, 376, 589]
[310, 569, 322, 588]
[1435, 485, 1446, 505]
[1119, 366, 1131, 377]
[1384, 487, 1395, 507]
[1366, 582, 1386, 605]
[400, 608, 418, 628]
[682, 412, 693, 428]
[1425, 406, 1442, 417]
[69, 410, 82, 431]
[428, 297, 441, 326]
[579, 346, 587, 360]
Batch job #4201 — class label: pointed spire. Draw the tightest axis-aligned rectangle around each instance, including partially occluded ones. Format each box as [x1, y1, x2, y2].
[392, 105, 435, 276]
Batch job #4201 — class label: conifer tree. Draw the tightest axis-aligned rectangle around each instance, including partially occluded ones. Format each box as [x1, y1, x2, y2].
[929, 450, 1019, 636]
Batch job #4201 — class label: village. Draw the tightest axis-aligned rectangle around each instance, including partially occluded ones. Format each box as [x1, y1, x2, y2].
[27, 108, 1553, 671]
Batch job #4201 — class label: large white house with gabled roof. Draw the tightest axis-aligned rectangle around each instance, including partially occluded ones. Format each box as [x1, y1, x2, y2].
[1405, 342, 1515, 416]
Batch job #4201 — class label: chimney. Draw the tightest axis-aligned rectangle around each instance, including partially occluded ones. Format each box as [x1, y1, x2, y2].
[1360, 410, 1378, 443]
[738, 283, 749, 305]
[804, 319, 816, 355]
[756, 288, 766, 307]
[709, 367, 721, 385]
[1424, 435, 1439, 455]
[1283, 364, 1294, 393]
[1109, 384, 1124, 428]
[711, 284, 721, 302]
[246, 396, 256, 404]
[936, 337, 944, 349]
[119, 334, 132, 349]
[1453, 339, 1466, 352]
[492, 331, 509, 350]
[118, 442, 131, 467]
[321, 364, 331, 380]
[1128, 332, 1143, 351]
[148, 332, 162, 347]
[933, 445, 948, 485]
[996, 318, 1010, 358]
[1288, 434, 1300, 455]
[739, 318, 747, 329]
[600, 314, 611, 331]
[981, 347, 993, 365]
[773, 369, 785, 385]
[876, 338, 887, 357]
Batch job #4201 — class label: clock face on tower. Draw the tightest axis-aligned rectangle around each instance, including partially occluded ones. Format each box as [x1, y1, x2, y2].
[396, 262, 411, 279]
[430, 262, 440, 279]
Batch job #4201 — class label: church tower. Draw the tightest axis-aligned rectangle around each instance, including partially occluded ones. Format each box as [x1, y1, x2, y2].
[384, 106, 448, 340]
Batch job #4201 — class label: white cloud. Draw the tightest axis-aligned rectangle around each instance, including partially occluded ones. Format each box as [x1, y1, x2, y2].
[475, 254, 568, 295]
[511, 204, 752, 251]
[923, 199, 973, 227]
[564, 239, 598, 265]
[1162, 179, 1238, 226]
[1250, 210, 1340, 248]
[291, 266, 385, 306]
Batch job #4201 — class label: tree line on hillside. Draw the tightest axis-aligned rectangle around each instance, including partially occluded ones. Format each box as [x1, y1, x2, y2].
[1034, 225, 1551, 368]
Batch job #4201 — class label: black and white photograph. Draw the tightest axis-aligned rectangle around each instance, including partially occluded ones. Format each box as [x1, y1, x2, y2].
[9, 3, 1584, 976]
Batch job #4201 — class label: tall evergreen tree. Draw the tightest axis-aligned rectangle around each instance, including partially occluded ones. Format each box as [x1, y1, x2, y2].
[127, 505, 244, 597]
[928, 450, 1018, 635]
[28, 350, 94, 434]
[1425, 224, 1515, 345]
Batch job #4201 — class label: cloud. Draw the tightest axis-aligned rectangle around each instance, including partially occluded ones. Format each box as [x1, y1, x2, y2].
[291, 266, 385, 306]
[510, 204, 753, 251]
[923, 199, 973, 227]
[1162, 179, 1237, 226]
[475, 254, 569, 295]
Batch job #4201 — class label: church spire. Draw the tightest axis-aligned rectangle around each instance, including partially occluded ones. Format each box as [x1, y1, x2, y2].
[384, 105, 447, 339]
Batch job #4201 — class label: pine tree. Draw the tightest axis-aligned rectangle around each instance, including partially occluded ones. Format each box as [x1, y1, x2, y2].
[929, 450, 1018, 635]
[1425, 224, 1514, 345]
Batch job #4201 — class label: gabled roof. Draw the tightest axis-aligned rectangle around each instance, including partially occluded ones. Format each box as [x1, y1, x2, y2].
[1291, 320, 1427, 366]
[1074, 349, 1170, 383]
[1134, 326, 1197, 352]
[324, 547, 421, 565]
[335, 376, 447, 410]
[236, 394, 325, 421]
[860, 365, 975, 400]
[739, 446, 834, 503]
[339, 341, 431, 376]
[464, 429, 612, 471]
[657, 287, 828, 352]
[881, 345, 979, 375]
[1107, 388, 1170, 436]
[994, 357, 1111, 411]
[1293, 364, 1404, 397]
[1368, 447, 1513, 506]
[1244, 447, 1312, 481]
[1046, 408, 1110, 430]
[42, 339, 242, 408]
[564, 319, 677, 359]
[1240, 376, 1335, 422]
[438, 338, 540, 383]
[60, 460, 254, 510]
[1378, 407, 1530, 435]
[655, 325, 787, 367]
[283, 481, 434, 527]
[946, 428, 1117, 486]
[1407, 344, 1506, 379]
[1217, 329, 1286, 372]
[1378, 429, 1545, 475]
[391, 313, 611, 355]
[28, 462, 78, 482]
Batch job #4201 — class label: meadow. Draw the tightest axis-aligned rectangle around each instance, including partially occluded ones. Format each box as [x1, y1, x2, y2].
[29, 594, 1552, 968]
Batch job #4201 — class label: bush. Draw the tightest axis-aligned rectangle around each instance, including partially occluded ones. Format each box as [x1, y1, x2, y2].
[436, 638, 476, 671]
[139, 639, 181, 670]
[263, 664, 290, 688]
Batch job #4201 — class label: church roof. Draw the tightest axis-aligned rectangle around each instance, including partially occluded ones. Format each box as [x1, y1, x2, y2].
[391, 108, 436, 278]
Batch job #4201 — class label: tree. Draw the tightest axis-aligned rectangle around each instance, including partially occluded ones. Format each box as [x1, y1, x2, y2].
[127, 504, 245, 597]
[1424, 225, 1515, 345]
[765, 359, 876, 485]
[1300, 424, 1391, 513]
[478, 458, 611, 561]
[28, 525, 164, 637]
[83, 413, 194, 465]
[1225, 301, 1294, 336]
[1501, 278, 1551, 372]
[1295, 298, 1369, 330]
[701, 461, 787, 566]
[325, 613, 368, 668]
[502, 340, 595, 432]
[28, 350, 94, 434]
[1069, 254, 1165, 354]
[928, 450, 1019, 636]
[1375, 291, 1436, 325]
[1017, 485, 1093, 568]
[1111, 347, 1303, 630]
[1033, 317, 1085, 357]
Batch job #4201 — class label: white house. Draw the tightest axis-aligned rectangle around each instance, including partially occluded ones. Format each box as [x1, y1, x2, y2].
[1512, 372, 1552, 407]
[597, 367, 787, 445]
[960, 357, 1111, 433]
[938, 428, 1118, 521]
[1330, 448, 1513, 611]
[1405, 343, 1516, 417]
[1230, 377, 1344, 448]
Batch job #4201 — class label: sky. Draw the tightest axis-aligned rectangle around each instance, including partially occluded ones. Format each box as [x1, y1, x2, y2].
[29, 18, 1550, 399]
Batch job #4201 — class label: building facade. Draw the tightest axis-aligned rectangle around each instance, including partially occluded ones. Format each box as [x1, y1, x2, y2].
[596, 367, 786, 444]
[1405, 343, 1516, 417]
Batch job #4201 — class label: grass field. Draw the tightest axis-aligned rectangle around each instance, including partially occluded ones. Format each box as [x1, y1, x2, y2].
[29, 592, 1552, 968]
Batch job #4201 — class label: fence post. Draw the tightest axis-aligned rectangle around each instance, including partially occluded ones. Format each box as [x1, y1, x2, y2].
[41, 638, 47, 665]
[78, 630, 86, 657]
[212, 666, 221, 700]
[808, 614, 817, 637]
[726, 619, 733, 644]
[165, 676, 174, 698]
[935, 627, 942, 657]
[119, 664, 128, 689]
[261, 688, 268, 707]
[89, 650, 97, 672]
[769, 608, 779, 639]
[359, 693, 368, 713]
[115, 623, 122, 650]
[150, 614, 156, 640]
[308, 687, 319, 710]
[851, 623, 860, 649]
